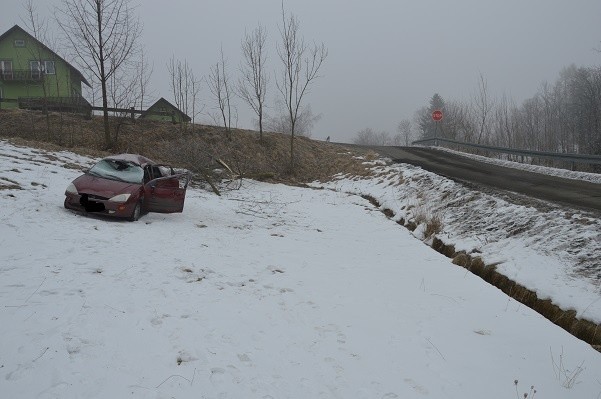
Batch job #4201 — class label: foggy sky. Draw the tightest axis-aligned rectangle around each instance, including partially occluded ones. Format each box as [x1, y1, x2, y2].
[2, 0, 601, 142]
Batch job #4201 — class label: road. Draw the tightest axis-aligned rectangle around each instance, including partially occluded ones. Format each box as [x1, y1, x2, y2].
[371, 146, 601, 213]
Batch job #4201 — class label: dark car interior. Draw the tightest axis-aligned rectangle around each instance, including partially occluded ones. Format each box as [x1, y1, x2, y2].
[144, 165, 163, 183]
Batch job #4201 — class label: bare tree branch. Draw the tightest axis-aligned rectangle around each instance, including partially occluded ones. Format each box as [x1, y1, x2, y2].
[276, 5, 327, 173]
[56, 0, 142, 149]
[167, 56, 201, 128]
[238, 24, 269, 141]
[208, 46, 234, 139]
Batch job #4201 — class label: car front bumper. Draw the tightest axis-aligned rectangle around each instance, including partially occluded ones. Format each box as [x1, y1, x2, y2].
[64, 193, 135, 219]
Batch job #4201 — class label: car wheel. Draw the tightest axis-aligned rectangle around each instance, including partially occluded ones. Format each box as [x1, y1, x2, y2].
[129, 202, 141, 222]
[140, 195, 148, 215]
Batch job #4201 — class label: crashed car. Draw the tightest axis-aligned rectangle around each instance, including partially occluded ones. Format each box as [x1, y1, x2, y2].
[64, 154, 191, 221]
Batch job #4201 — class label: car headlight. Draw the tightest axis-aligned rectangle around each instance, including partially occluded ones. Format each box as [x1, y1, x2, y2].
[108, 193, 131, 203]
[66, 183, 78, 195]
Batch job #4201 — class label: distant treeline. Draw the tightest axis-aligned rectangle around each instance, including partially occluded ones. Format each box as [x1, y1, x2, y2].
[355, 64, 601, 158]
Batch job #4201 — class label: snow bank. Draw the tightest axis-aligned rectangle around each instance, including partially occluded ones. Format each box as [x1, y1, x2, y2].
[314, 156, 601, 325]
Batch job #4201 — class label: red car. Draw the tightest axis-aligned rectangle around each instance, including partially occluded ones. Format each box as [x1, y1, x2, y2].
[64, 154, 191, 221]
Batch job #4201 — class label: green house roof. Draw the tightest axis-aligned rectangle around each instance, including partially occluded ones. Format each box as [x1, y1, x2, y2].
[0, 24, 90, 87]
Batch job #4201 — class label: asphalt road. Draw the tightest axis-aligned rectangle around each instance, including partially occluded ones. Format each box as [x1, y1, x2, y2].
[371, 146, 601, 213]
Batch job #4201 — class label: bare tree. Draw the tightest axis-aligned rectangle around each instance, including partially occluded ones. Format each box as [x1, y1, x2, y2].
[473, 74, 494, 144]
[264, 101, 321, 138]
[492, 93, 518, 150]
[106, 47, 152, 115]
[22, 1, 48, 45]
[353, 128, 393, 146]
[168, 56, 201, 126]
[444, 100, 473, 141]
[397, 119, 413, 146]
[135, 47, 154, 112]
[375, 130, 392, 146]
[208, 46, 234, 138]
[353, 128, 376, 145]
[390, 133, 404, 146]
[412, 66, 601, 171]
[276, 6, 327, 172]
[569, 66, 601, 156]
[238, 25, 269, 142]
[56, 0, 142, 149]
[106, 68, 136, 142]
[22, 1, 52, 136]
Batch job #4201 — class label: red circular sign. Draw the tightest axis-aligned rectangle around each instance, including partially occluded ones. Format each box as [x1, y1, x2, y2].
[432, 110, 443, 121]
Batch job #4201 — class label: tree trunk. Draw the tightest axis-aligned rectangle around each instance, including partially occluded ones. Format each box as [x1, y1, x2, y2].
[96, 1, 111, 149]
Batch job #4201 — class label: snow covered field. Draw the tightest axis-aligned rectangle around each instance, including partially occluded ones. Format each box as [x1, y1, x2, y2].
[1, 140, 600, 398]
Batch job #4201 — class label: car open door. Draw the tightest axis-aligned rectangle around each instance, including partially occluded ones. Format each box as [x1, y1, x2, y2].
[145, 171, 191, 213]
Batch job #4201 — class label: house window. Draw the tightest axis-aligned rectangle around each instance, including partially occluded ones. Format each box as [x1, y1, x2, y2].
[30, 61, 41, 79]
[14, 39, 25, 48]
[30, 60, 55, 79]
[0, 60, 13, 80]
[44, 61, 55, 75]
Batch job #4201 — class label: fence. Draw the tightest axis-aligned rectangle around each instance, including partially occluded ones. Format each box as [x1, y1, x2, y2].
[412, 137, 601, 168]
[0, 97, 92, 114]
[89, 106, 179, 122]
[0, 98, 181, 123]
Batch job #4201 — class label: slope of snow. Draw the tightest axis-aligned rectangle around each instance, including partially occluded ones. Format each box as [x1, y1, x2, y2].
[315, 157, 601, 325]
[1, 140, 600, 399]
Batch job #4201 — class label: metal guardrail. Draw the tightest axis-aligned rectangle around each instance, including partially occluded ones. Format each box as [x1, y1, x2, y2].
[412, 137, 601, 165]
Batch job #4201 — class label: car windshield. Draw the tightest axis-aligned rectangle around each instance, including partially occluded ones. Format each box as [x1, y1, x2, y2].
[88, 159, 144, 184]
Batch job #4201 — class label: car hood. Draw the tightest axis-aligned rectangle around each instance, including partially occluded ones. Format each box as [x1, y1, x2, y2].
[72, 174, 140, 199]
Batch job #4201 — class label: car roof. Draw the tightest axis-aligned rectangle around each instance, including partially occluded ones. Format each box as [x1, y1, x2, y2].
[104, 154, 156, 167]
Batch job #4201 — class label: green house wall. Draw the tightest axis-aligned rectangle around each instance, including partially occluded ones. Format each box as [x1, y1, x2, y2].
[142, 98, 190, 123]
[0, 26, 84, 108]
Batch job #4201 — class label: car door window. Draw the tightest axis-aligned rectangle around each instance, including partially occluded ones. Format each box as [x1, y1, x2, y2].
[152, 166, 164, 179]
[143, 166, 151, 183]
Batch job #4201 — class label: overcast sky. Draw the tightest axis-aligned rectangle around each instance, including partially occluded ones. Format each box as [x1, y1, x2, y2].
[2, 0, 601, 142]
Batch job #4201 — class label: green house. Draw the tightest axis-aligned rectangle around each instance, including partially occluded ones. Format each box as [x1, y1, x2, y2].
[139, 97, 191, 123]
[0, 24, 90, 111]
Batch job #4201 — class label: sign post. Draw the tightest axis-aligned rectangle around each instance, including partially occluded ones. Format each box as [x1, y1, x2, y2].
[431, 110, 443, 146]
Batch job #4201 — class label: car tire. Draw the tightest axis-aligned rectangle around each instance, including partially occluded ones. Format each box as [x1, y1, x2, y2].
[129, 202, 141, 222]
[140, 195, 148, 215]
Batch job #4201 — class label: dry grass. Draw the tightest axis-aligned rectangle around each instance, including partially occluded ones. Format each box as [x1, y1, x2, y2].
[412, 204, 444, 238]
[0, 108, 371, 184]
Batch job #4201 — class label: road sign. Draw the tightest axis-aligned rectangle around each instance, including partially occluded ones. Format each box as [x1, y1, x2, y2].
[432, 110, 443, 121]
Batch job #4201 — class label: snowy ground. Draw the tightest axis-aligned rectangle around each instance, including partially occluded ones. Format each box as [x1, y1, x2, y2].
[1, 140, 600, 399]
[316, 154, 601, 325]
